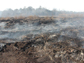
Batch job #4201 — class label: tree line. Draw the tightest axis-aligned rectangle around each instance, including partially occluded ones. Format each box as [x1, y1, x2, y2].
[0, 6, 83, 17]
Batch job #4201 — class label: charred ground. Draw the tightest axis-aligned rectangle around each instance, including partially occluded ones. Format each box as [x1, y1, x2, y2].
[0, 16, 84, 63]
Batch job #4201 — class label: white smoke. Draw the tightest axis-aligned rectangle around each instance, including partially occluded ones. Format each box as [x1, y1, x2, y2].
[0, 17, 84, 42]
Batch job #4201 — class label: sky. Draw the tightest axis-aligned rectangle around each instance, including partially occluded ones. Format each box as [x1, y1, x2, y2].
[0, 0, 84, 12]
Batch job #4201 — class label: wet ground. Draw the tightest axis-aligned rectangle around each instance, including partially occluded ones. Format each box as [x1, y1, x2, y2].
[0, 16, 84, 63]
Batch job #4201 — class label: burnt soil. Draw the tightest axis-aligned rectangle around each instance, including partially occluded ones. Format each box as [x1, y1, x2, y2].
[0, 16, 84, 63]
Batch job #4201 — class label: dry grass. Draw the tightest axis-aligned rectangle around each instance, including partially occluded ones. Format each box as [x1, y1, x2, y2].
[0, 13, 84, 20]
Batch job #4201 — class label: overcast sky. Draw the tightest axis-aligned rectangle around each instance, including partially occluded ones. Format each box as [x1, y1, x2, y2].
[0, 0, 84, 12]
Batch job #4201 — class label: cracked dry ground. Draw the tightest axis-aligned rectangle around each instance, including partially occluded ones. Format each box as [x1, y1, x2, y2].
[0, 33, 84, 63]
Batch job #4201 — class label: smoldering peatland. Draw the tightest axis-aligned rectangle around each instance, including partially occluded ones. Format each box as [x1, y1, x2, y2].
[0, 16, 84, 63]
